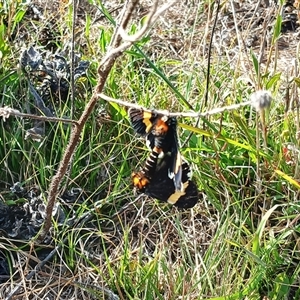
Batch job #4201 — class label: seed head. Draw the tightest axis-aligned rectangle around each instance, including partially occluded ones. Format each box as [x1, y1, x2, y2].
[250, 90, 272, 111]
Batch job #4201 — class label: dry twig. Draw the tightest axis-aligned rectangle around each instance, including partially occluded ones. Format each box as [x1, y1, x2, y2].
[0, 106, 78, 125]
[98, 92, 254, 117]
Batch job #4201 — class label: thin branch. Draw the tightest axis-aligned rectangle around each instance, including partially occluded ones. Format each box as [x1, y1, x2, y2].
[0, 106, 79, 125]
[109, 0, 135, 46]
[124, 0, 158, 36]
[70, 0, 78, 119]
[193, 0, 220, 147]
[101, 0, 177, 65]
[98, 93, 253, 117]
[203, 0, 220, 109]
[100, 0, 139, 65]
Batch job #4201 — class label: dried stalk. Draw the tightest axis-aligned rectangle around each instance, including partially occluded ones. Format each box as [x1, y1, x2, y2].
[0, 106, 78, 125]
[98, 93, 254, 117]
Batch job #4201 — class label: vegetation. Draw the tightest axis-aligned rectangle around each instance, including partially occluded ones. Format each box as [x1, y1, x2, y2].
[0, 0, 300, 299]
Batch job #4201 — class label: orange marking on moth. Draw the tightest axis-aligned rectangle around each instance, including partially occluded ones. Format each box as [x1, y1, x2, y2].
[132, 172, 150, 190]
[153, 118, 169, 135]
